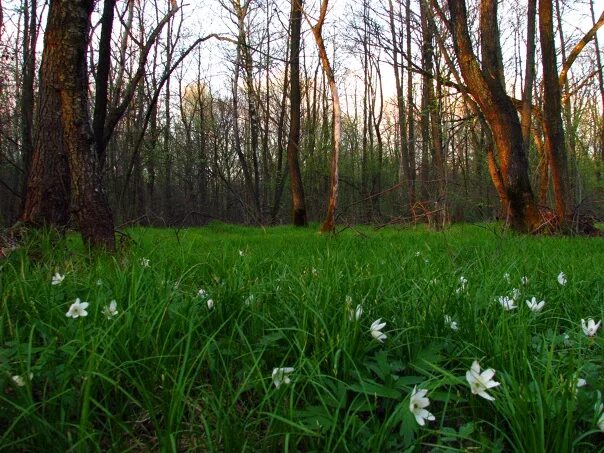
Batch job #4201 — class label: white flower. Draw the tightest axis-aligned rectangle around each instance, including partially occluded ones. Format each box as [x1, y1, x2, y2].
[444, 315, 459, 331]
[503, 272, 511, 283]
[455, 276, 468, 294]
[349, 304, 363, 321]
[525, 297, 545, 312]
[563, 333, 571, 346]
[244, 295, 255, 306]
[272, 367, 294, 388]
[581, 318, 601, 337]
[510, 288, 521, 301]
[557, 272, 567, 285]
[198, 288, 207, 298]
[415, 251, 421, 257]
[466, 360, 500, 401]
[520, 276, 529, 285]
[497, 296, 517, 310]
[11, 373, 33, 387]
[239, 250, 245, 257]
[65, 298, 89, 318]
[409, 386, 436, 426]
[576, 378, 587, 388]
[96, 279, 103, 286]
[102, 300, 118, 319]
[207, 298, 214, 310]
[370, 319, 387, 342]
[51, 272, 65, 286]
[140, 258, 150, 267]
[311, 268, 318, 277]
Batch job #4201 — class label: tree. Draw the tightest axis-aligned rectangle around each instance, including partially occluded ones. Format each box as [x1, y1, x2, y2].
[308, 0, 342, 233]
[287, 0, 307, 226]
[539, 0, 570, 222]
[54, 0, 115, 248]
[446, 0, 540, 232]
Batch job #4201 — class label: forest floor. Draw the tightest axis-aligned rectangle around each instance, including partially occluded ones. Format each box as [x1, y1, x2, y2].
[1, 223, 603, 451]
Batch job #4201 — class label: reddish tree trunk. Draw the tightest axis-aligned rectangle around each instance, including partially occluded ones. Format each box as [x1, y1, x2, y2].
[448, 0, 540, 232]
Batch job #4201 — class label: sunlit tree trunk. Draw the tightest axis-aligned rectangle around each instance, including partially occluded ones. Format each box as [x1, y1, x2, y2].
[309, 0, 341, 233]
[539, 0, 570, 221]
[448, 0, 540, 232]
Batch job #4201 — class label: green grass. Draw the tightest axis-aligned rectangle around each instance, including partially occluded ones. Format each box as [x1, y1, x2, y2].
[1, 223, 603, 451]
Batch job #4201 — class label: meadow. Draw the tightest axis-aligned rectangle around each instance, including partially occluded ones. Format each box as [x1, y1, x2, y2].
[1, 223, 603, 452]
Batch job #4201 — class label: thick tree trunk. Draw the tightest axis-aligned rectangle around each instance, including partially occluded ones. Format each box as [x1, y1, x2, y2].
[287, 0, 307, 226]
[448, 0, 540, 232]
[19, 0, 71, 228]
[56, 0, 115, 248]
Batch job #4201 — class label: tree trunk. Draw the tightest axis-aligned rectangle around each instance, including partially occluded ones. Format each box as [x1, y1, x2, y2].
[448, 0, 540, 232]
[92, 0, 116, 167]
[539, 0, 570, 221]
[287, 0, 307, 226]
[310, 0, 341, 233]
[56, 0, 115, 248]
[19, 0, 71, 228]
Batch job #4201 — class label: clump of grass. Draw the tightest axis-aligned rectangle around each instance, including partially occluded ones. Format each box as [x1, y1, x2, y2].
[0, 224, 602, 451]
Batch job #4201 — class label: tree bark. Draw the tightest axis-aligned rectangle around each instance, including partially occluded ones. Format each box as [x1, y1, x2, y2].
[309, 0, 341, 233]
[447, 0, 540, 232]
[287, 0, 307, 226]
[19, 0, 71, 228]
[56, 0, 115, 248]
[92, 0, 116, 167]
[539, 0, 570, 220]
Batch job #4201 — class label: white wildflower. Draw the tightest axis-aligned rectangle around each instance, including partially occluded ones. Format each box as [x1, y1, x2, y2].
[525, 297, 545, 312]
[11, 373, 33, 387]
[272, 367, 294, 388]
[349, 304, 363, 321]
[466, 360, 500, 401]
[102, 300, 118, 319]
[557, 272, 567, 285]
[444, 315, 459, 331]
[65, 298, 89, 318]
[207, 298, 214, 310]
[497, 296, 517, 311]
[409, 386, 436, 426]
[370, 319, 387, 342]
[581, 318, 601, 337]
[140, 258, 150, 267]
[51, 272, 65, 286]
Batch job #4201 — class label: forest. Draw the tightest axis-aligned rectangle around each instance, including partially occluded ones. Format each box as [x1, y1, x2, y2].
[1, 0, 604, 246]
[0, 0, 603, 451]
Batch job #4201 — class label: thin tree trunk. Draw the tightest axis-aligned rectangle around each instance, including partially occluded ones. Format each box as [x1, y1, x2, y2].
[287, 0, 307, 226]
[309, 0, 341, 233]
[539, 0, 570, 220]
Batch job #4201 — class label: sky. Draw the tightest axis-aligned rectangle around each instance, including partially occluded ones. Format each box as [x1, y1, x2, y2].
[2, 0, 604, 102]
